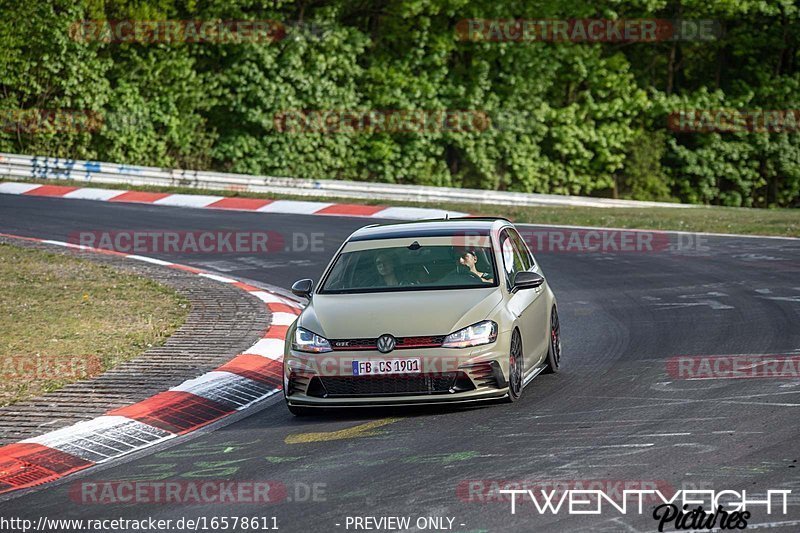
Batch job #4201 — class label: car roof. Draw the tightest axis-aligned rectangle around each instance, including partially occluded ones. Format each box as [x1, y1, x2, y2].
[348, 217, 512, 242]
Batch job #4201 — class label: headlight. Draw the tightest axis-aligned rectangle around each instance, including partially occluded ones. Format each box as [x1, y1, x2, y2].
[292, 327, 332, 353]
[442, 321, 498, 348]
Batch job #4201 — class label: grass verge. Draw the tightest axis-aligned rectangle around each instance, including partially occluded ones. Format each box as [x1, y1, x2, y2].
[3, 177, 798, 237]
[0, 243, 189, 406]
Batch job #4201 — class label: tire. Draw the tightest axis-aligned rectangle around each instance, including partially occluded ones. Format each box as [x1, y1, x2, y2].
[287, 403, 315, 416]
[543, 306, 561, 374]
[505, 330, 523, 403]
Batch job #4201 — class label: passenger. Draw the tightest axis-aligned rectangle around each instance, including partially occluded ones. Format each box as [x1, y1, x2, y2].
[459, 250, 493, 283]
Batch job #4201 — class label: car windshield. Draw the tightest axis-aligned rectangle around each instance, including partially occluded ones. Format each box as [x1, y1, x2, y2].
[319, 244, 497, 294]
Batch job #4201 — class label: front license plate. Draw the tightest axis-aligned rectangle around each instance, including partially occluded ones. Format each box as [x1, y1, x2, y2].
[352, 358, 421, 376]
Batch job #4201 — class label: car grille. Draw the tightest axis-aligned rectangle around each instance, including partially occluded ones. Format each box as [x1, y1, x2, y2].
[330, 338, 377, 350]
[330, 335, 446, 351]
[309, 373, 465, 397]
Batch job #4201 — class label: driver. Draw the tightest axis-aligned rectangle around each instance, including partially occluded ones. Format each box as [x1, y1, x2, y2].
[459, 250, 493, 283]
[375, 251, 401, 286]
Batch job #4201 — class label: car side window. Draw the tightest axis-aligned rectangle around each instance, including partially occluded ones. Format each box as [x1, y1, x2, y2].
[509, 229, 534, 270]
[499, 229, 526, 289]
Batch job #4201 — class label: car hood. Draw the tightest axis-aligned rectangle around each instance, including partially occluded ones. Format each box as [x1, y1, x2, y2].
[300, 288, 503, 339]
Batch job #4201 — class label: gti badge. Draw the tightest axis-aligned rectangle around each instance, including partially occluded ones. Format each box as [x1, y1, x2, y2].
[376, 334, 396, 353]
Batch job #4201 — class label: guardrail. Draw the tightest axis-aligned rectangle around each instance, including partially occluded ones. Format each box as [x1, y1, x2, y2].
[0, 152, 693, 209]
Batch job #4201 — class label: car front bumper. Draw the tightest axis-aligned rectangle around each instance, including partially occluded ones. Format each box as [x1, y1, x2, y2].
[283, 332, 513, 407]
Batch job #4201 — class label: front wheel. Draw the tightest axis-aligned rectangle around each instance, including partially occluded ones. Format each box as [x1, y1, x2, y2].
[543, 306, 561, 374]
[505, 330, 523, 402]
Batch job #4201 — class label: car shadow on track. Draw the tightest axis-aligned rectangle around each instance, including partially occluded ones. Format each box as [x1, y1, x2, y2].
[282, 399, 508, 424]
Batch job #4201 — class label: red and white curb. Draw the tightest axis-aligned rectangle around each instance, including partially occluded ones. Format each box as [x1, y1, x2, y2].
[0, 182, 468, 220]
[0, 233, 299, 495]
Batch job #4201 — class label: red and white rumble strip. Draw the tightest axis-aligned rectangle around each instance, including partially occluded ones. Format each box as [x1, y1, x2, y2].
[0, 182, 467, 220]
[0, 233, 299, 495]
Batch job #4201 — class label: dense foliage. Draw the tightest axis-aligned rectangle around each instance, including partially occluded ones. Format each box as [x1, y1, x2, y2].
[1, 0, 799, 207]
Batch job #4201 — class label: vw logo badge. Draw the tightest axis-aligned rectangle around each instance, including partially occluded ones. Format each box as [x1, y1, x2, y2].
[376, 334, 396, 354]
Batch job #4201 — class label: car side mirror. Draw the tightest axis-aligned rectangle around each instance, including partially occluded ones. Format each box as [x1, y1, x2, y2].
[513, 271, 544, 291]
[291, 279, 314, 299]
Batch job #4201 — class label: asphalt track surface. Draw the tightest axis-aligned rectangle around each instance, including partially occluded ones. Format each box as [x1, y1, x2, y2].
[1, 194, 799, 532]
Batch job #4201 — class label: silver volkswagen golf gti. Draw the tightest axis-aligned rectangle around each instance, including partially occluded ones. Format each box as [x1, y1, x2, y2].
[283, 218, 561, 414]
